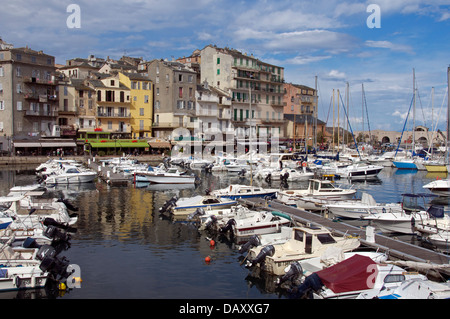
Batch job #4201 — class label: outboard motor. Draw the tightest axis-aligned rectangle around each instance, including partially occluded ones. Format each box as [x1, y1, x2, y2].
[265, 173, 272, 184]
[238, 235, 261, 254]
[278, 261, 303, 286]
[238, 169, 246, 177]
[246, 245, 275, 268]
[204, 215, 218, 230]
[290, 273, 324, 299]
[187, 207, 205, 220]
[43, 217, 77, 233]
[219, 219, 236, 233]
[159, 196, 178, 214]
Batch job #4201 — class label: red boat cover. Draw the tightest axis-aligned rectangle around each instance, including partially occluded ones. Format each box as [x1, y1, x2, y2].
[315, 254, 379, 293]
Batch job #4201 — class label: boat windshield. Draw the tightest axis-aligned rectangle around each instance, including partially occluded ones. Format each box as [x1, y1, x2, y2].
[317, 233, 337, 244]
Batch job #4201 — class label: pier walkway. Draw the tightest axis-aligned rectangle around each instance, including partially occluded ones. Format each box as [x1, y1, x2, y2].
[239, 197, 450, 277]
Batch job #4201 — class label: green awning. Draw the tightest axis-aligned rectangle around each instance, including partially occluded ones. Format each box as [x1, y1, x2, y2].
[89, 142, 118, 148]
[119, 141, 149, 148]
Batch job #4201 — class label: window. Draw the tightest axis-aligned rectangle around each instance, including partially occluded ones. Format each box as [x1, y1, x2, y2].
[0, 101, 4, 110]
[64, 86, 68, 96]
[188, 75, 193, 83]
[0, 67, 3, 77]
[31, 56, 36, 63]
[0, 83, 2, 93]
[140, 120, 144, 130]
[140, 108, 144, 116]
[155, 100, 160, 109]
[178, 74, 183, 82]
[144, 95, 149, 103]
[16, 84, 22, 93]
[16, 67, 21, 77]
[17, 101, 22, 111]
[217, 69, 220, 75]
[110, 80, 115, 86]
[217, 57, 220, 64]
[16, 54, 21, 61]
[108, 121, 112, 129]
[179, 87, 183, 98]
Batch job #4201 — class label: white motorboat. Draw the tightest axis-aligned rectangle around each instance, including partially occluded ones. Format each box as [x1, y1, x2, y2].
[211, 184, 278, 200]
[254, 166, 314, 182]
[159, 195, 237, 217]
[358, 278, 450, 299]
[44, 165, 97, 184]
[363, 194, 444, 234]
[294, 254, 427, 299]
[137, 166, 198, 184]
[277, 179, 356, 207]
[325, 192, 403, 219]
[219, 209, 293, 238]
[335, 162, 383, 180]
[423, 178, 450, 197]
[245, 224, 360, 276]
[412, 205, 450, 251]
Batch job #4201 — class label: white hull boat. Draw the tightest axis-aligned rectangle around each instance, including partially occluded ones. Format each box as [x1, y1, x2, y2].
[160, 195, 237, 217]
[44, 166, 97, 184]
[245, 225, 360, 276]
[137, 167, 197, 184]
[335, 162, 383, 180]
[423, 179, 450, 197]
[211, 184, 278, 200]
[325, 193, 403, 219]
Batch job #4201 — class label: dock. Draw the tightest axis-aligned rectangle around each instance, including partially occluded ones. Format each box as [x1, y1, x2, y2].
[239, 197, 450, 277]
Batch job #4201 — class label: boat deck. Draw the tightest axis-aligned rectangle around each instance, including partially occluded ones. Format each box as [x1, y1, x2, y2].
[239, 197, 450, 277]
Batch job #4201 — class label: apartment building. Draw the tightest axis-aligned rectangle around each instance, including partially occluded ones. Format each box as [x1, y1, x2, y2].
[199, 45, 285, 139]
[144, 59, 197, 139]
[118, 72, 153, 139]
[85, 73, 132, 138]
[0, 40, 63, 154]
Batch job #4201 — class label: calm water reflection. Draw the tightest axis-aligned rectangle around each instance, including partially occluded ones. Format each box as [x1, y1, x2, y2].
[0, 165, 448, 299]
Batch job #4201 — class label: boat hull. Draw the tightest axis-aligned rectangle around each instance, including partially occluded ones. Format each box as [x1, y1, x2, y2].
[45, 173, 97, 184]
[393, 161, 417, 169]
[144, 175, 195, 184]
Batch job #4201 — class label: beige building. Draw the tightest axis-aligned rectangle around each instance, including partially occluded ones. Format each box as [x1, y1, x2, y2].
[85, 74, 132, 137]
[198, 45, 285, 139]
[143, 59, 198, 139]
[0, 40, 62, 154]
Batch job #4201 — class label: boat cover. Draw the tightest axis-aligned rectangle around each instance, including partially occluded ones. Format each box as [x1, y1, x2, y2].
[315, 254, 378, 293]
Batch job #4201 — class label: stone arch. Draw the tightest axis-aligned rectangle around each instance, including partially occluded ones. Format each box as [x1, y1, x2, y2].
[381, 136, 390, 144]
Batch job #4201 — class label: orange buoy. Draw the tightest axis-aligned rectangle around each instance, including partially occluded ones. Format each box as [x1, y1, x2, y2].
[205, 256, 211, 263]
[209, 239, 215, 246]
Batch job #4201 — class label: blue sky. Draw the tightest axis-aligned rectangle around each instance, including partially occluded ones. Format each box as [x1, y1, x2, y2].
[1, 0, 449, 132]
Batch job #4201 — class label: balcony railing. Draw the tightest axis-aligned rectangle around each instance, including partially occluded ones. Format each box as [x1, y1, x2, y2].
[97, 112, 131, 118]
[25, 110, 58, 117]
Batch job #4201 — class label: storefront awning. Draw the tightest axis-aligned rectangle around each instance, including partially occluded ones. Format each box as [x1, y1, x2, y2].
[148, 141, 171, 148]
[13, 142, 42, 148]
[40, 142, 77, 148]
[118, 141, 149, 148]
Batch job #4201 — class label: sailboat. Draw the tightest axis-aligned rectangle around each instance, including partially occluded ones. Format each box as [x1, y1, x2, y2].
[393, 69, 419, 170]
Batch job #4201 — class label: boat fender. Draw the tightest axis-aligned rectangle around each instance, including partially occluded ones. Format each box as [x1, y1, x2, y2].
[15, 276, 22, 289]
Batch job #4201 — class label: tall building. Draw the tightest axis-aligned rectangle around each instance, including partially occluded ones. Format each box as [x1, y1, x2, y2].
[85, 73, 132, 138]
[199, 45, 285, 139]
[0, 40, 62, 154]
[144, 59, 197, 139]
[118, 72, 153, 139]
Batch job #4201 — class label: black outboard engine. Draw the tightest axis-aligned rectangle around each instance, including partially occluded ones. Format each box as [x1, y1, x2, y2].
[36, 244, 73, 281]
[219, 219, 236, 233]
[238, 235, 261, 254]
[238, 169, 246, 177]
[246, 245, 275, 268]
[187, 207, 205, 220]
[265, 173, 272, 184]
[290, 273, 324, 299]
[278, 261, 303, 286]
[204, 215, 218, 231]
[159, 196, 178, 214]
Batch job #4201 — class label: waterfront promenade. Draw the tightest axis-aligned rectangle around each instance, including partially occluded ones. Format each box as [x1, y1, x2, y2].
[0, 154, 164, 166]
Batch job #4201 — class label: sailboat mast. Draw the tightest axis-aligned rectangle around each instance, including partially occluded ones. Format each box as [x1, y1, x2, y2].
[362, 83, 364, 143]
[447, 66, 450, 164]
[413, 68, 416, 154]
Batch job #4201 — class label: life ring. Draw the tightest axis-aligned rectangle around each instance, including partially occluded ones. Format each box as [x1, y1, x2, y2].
[296, 161, 302, 167]
[302, 162, 307, 167]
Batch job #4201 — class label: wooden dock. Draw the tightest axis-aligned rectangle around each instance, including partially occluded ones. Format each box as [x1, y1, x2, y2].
[239, 197, 450, 277]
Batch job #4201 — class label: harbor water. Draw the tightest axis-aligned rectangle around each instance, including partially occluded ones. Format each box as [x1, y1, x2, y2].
[0, 165, 449, 299]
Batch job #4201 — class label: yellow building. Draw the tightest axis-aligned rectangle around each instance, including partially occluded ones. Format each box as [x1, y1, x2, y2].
[119, 72, 153, 139]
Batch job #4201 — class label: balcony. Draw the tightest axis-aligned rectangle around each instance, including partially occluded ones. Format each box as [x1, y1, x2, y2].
[97, 112, 131, 118]
[23, 76, 57, 86]
[25, 110, 58, 117]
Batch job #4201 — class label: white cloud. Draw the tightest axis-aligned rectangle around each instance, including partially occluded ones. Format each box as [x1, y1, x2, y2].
[365, 40, 414, 54]
[285, 55, 332, 65]
[327, 70, 347, 80]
